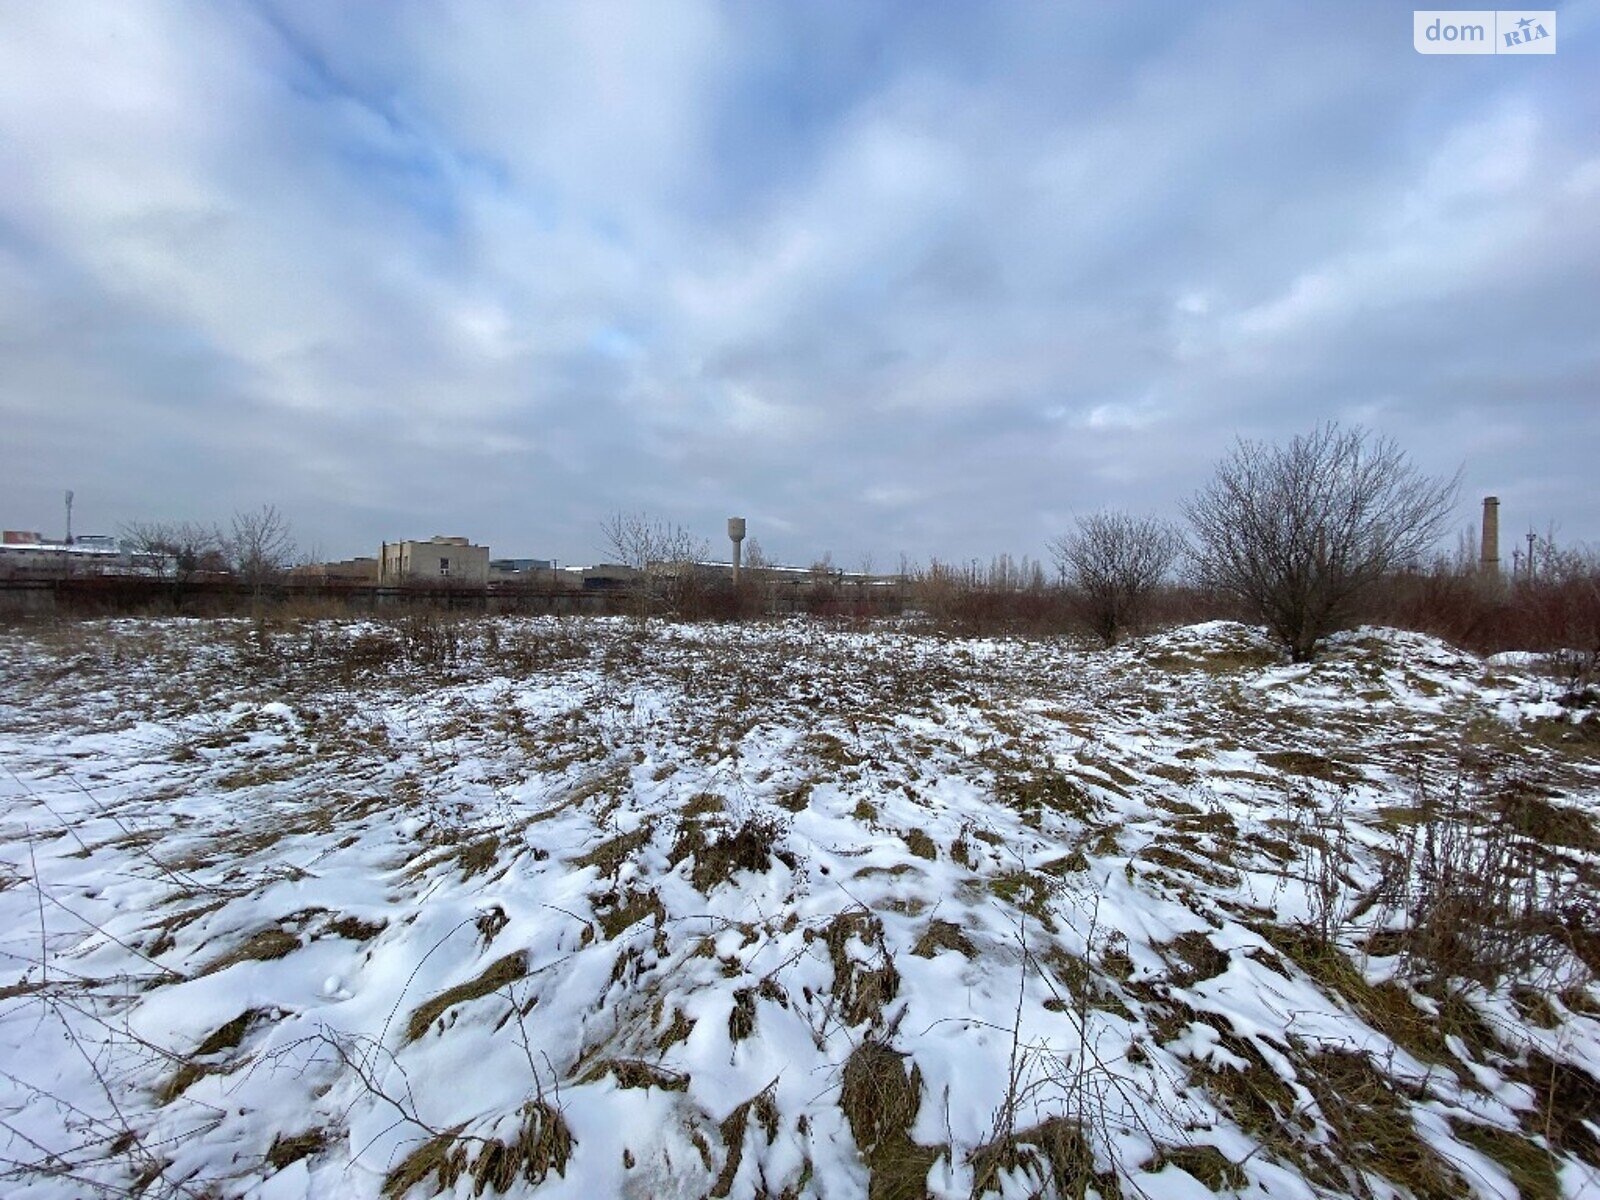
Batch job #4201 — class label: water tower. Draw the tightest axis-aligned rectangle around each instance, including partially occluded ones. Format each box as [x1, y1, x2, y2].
[728, 517, 746, 585]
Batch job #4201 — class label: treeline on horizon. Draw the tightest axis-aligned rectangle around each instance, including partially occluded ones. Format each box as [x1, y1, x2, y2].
[34, 424, 1600, 674]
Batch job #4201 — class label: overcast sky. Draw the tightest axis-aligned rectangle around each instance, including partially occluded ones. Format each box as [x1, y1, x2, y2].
[3, 2, 1597, 568]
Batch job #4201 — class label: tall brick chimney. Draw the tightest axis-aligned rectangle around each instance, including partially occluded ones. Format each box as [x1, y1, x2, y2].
[1480, 496, 1500, 575]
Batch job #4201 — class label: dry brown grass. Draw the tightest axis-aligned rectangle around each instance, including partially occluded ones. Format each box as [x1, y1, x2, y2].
[656, 1007, 694, 1052]
[1259, 925, 1469, 1073]
[839, 1041, 941, 1200]
[672, 813, 791, 894]
[571, 823, 653, 876]
[992, 764, 1105, 822]
[1449, 1119, 1560, 1200]
[709, 1086, 782, 1198]
[1298, 1047, 1466, 1200]
[198, 927, 300, 976]
[1258, 750, 1357, 784]
[1517, 1051, 1600, 1168]
[382, 1100, 572, 1199]
[324, 913, 387, 941]
[405, 950, 530, 1042]
[987, 870, 1057, 931]
[910, 919, 975, 960]
[592, 886, 665, 941]
[1151, 1144, 1245, 1192]
[157, 1008, 268, 1104]
[970, 1117, 1115, 1200]
[815, 910, 901, 1028]
[266, 1129, 328, 1171]
[1159, 931, 1232, 986]
[578, 1058, 688, 1092]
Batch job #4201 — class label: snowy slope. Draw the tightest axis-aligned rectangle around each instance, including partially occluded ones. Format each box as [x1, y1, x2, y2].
[1, 616, 1598, 1199]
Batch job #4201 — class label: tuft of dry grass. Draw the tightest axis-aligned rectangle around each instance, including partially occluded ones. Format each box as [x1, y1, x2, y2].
[405, 950, 529, 1042]
[571, 822, 654, 875]
[993, 765, 1104, 822]
[839, 1041, 940, 1200]
[1449, 1120, 1560, 1200]
[1299, 1047, 1466, 1200]
[324, 913, 387, 942]
[199, 928, 300, 976]
[728, 987, 757, 1042]
[1144, 641, 1281, 674]
[656, 1007, 694, 1052]
[266, 1129, 328, 1171]
[1160, 931, 1231, 986]
[157, 1008, 268, 1104]
[1517, 1051, 1600, 1168]
[1496, 784, 1600, 852]
[672, 813, 791, 893]
[1152, 1144, 1245, 1192]
[971, 1117, 1113, 1200]
[708, 1087, 781, 1198]
[592, 887, 664, 941]
[910, 919, 975, 960]
[1138, 843, 1239, 888]
[1258, 750, 1357, 784]
[1260, 925, 1466, 1072]
[382, 1100, 573, 1199]
[144, 897, 228, 956]
[680, 792, 724, 819]
[579, 1058, 688, 1092]
[987, 870, 1057, 930]
[814, 910, 901, 1028]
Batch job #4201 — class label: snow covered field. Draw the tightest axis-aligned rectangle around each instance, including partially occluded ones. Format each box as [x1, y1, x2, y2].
[2, 615, 1598, 1199]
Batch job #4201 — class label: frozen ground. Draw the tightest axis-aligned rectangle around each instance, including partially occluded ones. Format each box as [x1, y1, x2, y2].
[2, 615, 1599, 1199]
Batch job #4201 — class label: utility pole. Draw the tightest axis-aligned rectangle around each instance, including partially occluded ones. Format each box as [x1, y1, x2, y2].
[64, 490, 74, 544]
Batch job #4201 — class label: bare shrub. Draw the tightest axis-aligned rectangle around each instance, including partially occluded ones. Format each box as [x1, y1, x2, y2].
[598, 512, 709, 618]
[1367, 545, 1600, 667]
[1529, 546, 1600, 699]
[1051, 511, 1185, 645]
[1378, 763, 1592, 992]
[906, 556, 1070, 636]
[802, 554, 844, 616]
[677, 576, 767, 622]
[1186, 423, 1458, 662]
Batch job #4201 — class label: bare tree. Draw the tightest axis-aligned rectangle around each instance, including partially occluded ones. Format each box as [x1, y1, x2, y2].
[1186, 423, 1458, 662]
[228, 504, 296, 588]
[740, 537, 777, 614]
[118, 519, 225, 607]
[118, 520, 223, 580]
[743, 537, 769, 574]
[599, 512, 706, 571]
[598, 512, 709, 617]
[1051, 511, 1185, 645]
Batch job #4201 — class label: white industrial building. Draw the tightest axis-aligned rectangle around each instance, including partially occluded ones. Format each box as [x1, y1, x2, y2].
[379, 536, 490, 584]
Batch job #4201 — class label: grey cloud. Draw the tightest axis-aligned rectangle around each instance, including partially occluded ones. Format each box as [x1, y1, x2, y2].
[1, 0, 1596, 567]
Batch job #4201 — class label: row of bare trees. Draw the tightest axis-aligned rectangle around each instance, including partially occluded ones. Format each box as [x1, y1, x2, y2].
[596, 425, 1468, 660]
[119, 504, 297, 590]
[1045, 424, 1463, 661]
[529, 425, 1586, 667]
